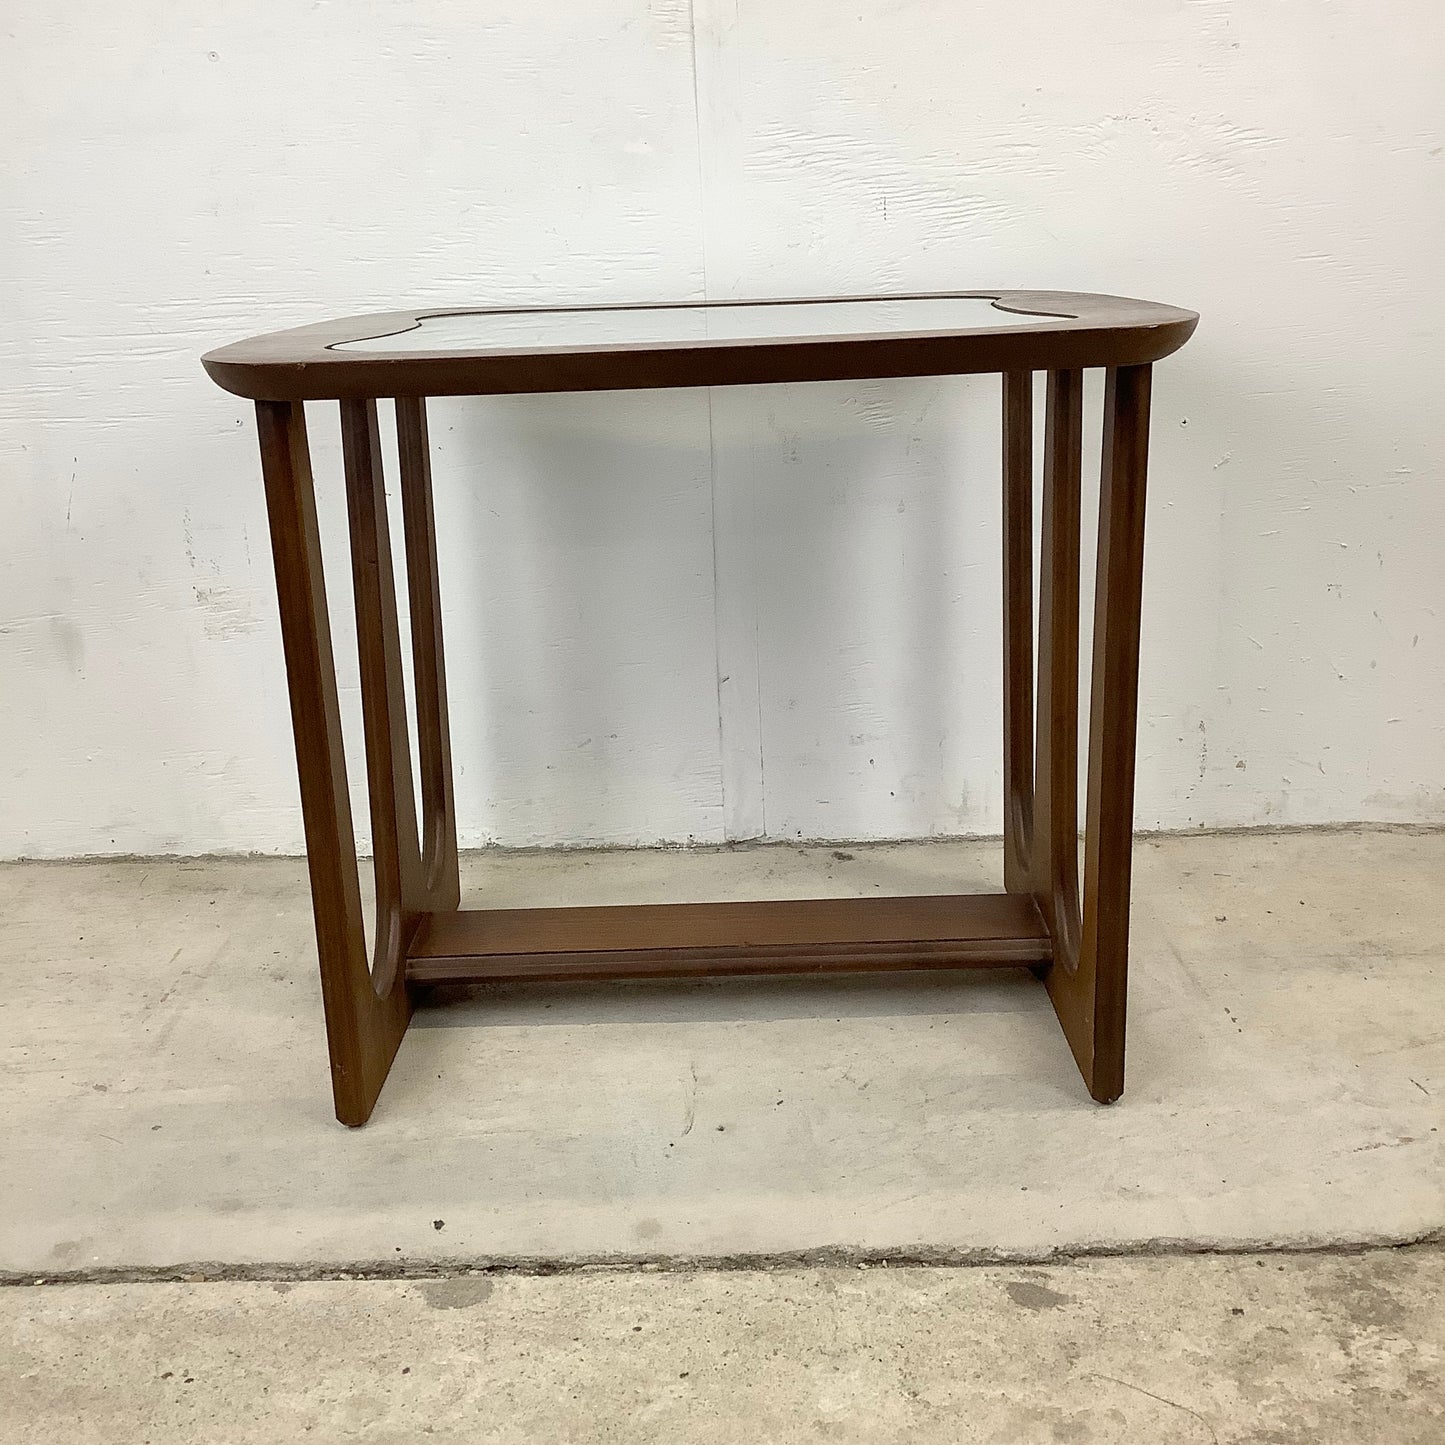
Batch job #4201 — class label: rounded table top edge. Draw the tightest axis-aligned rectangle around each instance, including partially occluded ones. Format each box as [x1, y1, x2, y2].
[202, 290, 1200, 401]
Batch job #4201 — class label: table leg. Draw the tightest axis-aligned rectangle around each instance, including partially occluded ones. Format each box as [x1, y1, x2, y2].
[1032, 368, 1085, 973]
[256, 400, 410, 1125]
[396, 397, 460, 911]
[339, 399, 429, 975]
[1026, 366, 1153, 1103]
[1001, 370, 1035, 894]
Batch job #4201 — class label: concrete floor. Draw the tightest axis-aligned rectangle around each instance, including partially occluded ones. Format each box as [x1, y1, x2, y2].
[4, 1249, 1443, 1443]
[4, 831, 1441, 1273]
[3, 829, 1443, 1439]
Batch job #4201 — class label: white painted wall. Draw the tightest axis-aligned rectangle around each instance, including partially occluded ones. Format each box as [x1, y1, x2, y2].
[3, 0, 1443, 858]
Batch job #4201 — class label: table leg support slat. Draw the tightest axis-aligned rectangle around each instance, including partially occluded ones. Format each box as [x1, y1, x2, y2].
[395, 397, 460, 911]
[1002, 369, 1035, 894]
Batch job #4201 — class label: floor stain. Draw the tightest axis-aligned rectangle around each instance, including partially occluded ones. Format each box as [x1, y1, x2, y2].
[1006, 1279, 1072, 1310]
[418, 1278, 495, 1310]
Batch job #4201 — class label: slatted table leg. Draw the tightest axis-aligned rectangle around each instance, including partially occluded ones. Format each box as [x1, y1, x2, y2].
[256, 400, 411, 1126]
[1031, 365, 1153, 1103]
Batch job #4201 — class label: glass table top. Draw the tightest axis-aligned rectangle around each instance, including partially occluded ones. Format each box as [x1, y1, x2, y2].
[202, 292, 1200, 401]
[332, 296, 1066, 353]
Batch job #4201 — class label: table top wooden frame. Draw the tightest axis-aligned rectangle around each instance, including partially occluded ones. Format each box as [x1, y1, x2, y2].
[203, 290, 1196, 400]
[204, 290, 1198, 1125]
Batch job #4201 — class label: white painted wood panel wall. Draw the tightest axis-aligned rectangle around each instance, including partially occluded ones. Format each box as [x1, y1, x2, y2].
[3, 1, 1442, 856]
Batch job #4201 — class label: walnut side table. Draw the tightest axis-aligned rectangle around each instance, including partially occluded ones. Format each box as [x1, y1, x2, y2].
[203, 292, 1198, 1125]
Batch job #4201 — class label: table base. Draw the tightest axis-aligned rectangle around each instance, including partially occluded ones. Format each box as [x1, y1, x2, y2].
[254, 364, 1152, 1125]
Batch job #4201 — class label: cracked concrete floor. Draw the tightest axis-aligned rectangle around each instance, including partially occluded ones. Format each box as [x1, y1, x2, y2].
[4, 1249, 1442, 1443]
[2, 830, 1443, 1438]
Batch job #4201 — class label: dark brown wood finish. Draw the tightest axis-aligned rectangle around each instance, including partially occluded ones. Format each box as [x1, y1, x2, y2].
[217, 293, 1189, 1123]
[256, 400, 409, 1125]
[203, 291, 1197, 401]
[1001, 369, 1034, 895]
[1031, 370, 1085, 970]
[395, 397, 460, 910]
[1045, 364, 1154, 1102]
[409, 893, 1050, 985]
[340, 398, 430, 995]
[1001, 364, 1156, 1103]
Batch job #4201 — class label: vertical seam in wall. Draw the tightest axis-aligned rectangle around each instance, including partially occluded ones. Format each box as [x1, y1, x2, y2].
[704, 388, 729, 834]
[685, 0, 709, 302]
[755, 554, 767, 837]
[689, 0, 764, 840]
[690, 0, 734, 837]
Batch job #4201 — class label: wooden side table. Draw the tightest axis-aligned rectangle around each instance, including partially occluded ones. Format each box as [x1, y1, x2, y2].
[203, 292, 1198, 1125]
